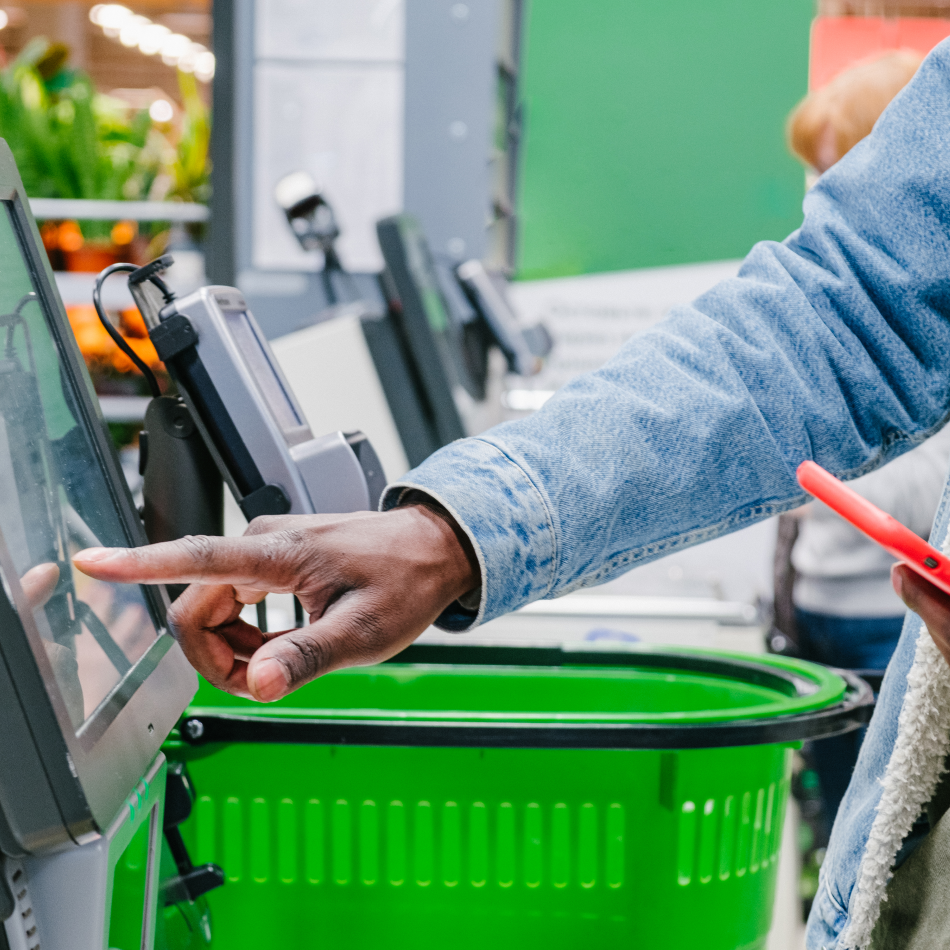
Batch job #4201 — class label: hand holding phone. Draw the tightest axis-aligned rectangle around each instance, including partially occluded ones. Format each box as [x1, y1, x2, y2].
[796, 460, 950, 597]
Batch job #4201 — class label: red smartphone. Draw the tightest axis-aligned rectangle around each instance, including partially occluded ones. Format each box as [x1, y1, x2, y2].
[796, 460, 950, 596]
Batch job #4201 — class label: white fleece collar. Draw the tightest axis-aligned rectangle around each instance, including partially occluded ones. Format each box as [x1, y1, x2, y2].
[841, 546, 950, 949]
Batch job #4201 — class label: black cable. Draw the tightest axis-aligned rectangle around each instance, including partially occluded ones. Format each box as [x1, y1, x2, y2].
[92, 263, 162, 398]
[148, 272, 176, 303]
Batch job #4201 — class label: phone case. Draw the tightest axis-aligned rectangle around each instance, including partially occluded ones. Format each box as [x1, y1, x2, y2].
[796, 460, 950, 597]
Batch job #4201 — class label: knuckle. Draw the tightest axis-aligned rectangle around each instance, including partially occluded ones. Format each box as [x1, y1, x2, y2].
[175, 534, 217, 566]
[278, 632, 331, 685]
[245, 515, 285, 536]
[165, 600, 184, 635]
[335, 610, 391, 665]
[246, 519, 342, 579]
[352, 613, 389, 657]
[165, 587, 197, 633]
[273, 610, 390, 687]
[258, 532, 296, 570]
[276, 525, 316, 551]
[275, 528, 323, 575]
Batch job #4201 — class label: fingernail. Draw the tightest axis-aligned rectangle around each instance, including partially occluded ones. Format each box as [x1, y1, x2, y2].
[73, 547, 120, 563]
[251, 658, 288, 703]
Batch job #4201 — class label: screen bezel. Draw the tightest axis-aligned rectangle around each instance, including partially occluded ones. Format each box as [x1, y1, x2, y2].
[0, 140, 196, 848]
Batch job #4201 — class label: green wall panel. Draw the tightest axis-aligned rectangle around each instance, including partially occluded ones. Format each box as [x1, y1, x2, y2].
[515, 0, 813, 278]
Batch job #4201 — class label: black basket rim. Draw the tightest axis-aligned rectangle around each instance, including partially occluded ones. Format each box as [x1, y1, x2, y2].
[177, 645, 874, 751]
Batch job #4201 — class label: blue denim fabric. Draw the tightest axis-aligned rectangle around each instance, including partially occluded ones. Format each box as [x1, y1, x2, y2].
[382, 39, 950, 949]
[795, 609, 904, 672]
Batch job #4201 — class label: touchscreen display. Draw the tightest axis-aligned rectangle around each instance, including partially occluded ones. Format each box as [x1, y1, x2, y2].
[401, 218, 450, 335]
[0, 202, 158, 730]
[224, 310, 302, 432]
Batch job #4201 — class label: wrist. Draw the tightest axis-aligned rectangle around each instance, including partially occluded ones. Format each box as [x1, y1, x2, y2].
[402, 501, 481, 603]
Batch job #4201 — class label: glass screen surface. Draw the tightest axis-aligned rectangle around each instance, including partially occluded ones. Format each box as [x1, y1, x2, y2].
[0, 201, 158, 730]
[224, 310, 302, 432]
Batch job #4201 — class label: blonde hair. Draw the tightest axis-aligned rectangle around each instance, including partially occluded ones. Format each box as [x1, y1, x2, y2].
[787, 50, 923, 171]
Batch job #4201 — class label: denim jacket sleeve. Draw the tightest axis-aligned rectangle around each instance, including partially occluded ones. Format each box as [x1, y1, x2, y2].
[382, 38, 950, 632]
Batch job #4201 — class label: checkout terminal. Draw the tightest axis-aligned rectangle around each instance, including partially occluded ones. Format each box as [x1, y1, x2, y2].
[0, 140, 195, 950]
[0, 135, 387, 950]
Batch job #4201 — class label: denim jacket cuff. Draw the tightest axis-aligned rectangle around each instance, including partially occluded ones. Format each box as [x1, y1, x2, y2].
[381, 437, 558, 631]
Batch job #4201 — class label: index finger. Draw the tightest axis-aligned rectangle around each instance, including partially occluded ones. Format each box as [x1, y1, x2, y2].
[72, 534, 298, 590]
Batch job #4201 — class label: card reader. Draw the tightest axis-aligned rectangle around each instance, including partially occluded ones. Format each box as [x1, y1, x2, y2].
[125, 259, 386, 523]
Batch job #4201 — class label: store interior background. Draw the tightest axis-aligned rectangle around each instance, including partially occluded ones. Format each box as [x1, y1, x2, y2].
[0, 1, 827, 945]
[217, 0, 811, 611]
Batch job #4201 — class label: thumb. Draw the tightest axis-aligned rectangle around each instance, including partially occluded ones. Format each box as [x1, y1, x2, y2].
[892, 563, 950, 633]
[245, 600, 416, 702]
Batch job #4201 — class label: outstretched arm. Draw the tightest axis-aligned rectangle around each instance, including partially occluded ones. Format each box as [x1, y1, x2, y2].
[77, 40, 950, 699]
[383, 39, 950, 627]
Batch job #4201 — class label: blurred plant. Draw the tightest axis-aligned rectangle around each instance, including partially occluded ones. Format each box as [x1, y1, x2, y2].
[144, 70, 211, 250]
[167, 70, 210, 205]
[0, 37, 210, 242]
[0, 38, 207, 395]
[0, 39, 167, 240]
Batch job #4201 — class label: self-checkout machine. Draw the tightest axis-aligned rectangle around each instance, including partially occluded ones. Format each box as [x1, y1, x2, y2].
[0, 137, 387, 950]
[0, 139, 195, 950]
[268, 172, 551, 478]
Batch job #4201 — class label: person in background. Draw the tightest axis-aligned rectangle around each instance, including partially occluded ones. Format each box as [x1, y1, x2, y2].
[787, 434, 950, 826]
[787, 49, 922, 175]
[774, 48, 947, 833]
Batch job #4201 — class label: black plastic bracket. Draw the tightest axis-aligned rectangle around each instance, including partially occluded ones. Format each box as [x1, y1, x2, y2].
[162, 763, 225, 906]
[161, 863, 225, 905]
[164, 762, 194, 829]
[239, 484, 291, 520]
[128, 254, 174, 287]
[150, 314, 199, 362]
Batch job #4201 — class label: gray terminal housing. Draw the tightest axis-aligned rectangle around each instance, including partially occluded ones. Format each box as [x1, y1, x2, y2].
[148, 286, 386, 521]
[0, 141, 197, 859]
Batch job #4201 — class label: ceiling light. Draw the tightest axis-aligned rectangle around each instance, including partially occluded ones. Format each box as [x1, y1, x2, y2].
[0, 11, 9, 30]
[138, 23, 170, 55]
[194, 51, 215, 82]
[93, 6, 214, 83]
[148, 98, 173, 122]
[92, 4, 133, 35]
[90, 4, 131, 28]
[119, 15, 149, 47]
[159, 32, 191, 66]
[176, 45, 198, 73]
